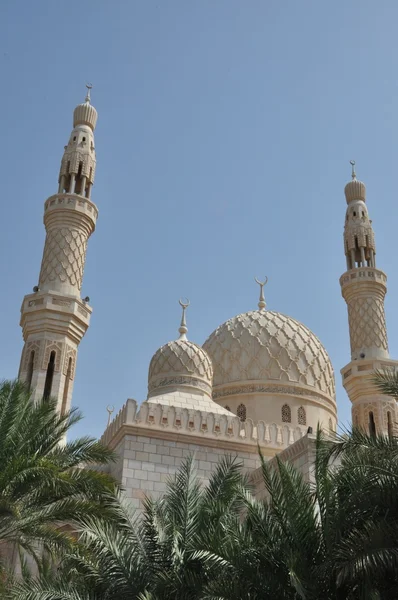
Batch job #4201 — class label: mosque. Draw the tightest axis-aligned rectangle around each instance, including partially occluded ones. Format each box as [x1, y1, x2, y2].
[16, 90, 398, 506]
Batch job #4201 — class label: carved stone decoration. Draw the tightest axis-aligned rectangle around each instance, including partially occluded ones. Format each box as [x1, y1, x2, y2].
[203, 310, 335, 400]
[148, 339, 213, 395]
[22, 340, 42, 372]
[212, 382, 331, 403]
[39, 227, 87, 290]
[347, 297, 388, 353]
[63, 345, 77, 380]
[42, 341, 63, 371]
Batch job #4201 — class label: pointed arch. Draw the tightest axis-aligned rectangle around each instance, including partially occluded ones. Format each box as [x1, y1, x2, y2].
[43, 351, 56, 400]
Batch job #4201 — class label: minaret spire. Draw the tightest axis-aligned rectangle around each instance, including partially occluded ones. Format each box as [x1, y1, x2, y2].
[18, 90, 99, 421]
[340, 163, 397, 437]
[85, 83, 92, 103]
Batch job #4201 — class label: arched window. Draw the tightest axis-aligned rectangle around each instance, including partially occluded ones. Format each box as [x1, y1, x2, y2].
[43, 351, 56, 400]
[329, 418, 333, 432]
[387, 411, 393, 440]
[225, 405, 231, 412]
[237, 403, 246, 422]
[369, 411, 376, 438]
[281, 404, 291, 423]
[298, 406, 306, 425]
[26, 350, 35, 392]
[61, 357, 72, 416]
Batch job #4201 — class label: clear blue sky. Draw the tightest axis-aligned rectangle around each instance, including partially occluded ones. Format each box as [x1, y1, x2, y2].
[1, 0, 398, 439]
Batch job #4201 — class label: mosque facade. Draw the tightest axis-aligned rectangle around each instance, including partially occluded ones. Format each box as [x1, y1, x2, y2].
[16, 92, 398, 507]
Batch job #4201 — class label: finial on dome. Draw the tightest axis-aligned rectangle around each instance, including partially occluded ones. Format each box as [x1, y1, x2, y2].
[255, 277, 268, 311]
[350, 160, 356, 180]
[178, 298, 190, 340]
[85, 82, 93, 103]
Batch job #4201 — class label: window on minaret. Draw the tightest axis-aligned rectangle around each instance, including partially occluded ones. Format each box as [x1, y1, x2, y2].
[369, 411, 376, 438]
[43, 351, 56, 401]
[329, 418, 333, 432]
[282, 404, 291, 423]
[26, 351, 35, 392]
[225, 405, 231, 411]
[237, 403, 246, 422]
[298, 406, 306, 425]
[387, 411, 393, 440]
[61, 357, 72, 416]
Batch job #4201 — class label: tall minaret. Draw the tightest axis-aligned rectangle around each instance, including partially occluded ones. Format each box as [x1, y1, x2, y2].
[18, 86, 98, 415]
[340, 162, 398, 436]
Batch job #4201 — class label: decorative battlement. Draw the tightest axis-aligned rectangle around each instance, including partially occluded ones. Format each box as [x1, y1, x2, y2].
[100, 398, 308, 451]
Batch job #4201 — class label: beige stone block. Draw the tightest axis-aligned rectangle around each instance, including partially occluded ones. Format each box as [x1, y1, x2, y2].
[162, 455, 175, 466]
[148, 472, 161, 482]
[199, 461, 211, 471]
[134, 470, 148, 480]
[143, 443, 157, 453]
[141, 461, 155, 472]
[156, 445, 170, 455]
[136, 451, 149, 461]
[170, 447, 183, 458]
[128, 460, 143, 470]
[148, 453, 162, 464]
[130, 442, 144, 451]
[154, 481, 167, 492]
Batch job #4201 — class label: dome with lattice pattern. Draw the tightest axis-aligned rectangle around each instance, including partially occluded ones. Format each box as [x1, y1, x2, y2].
[148, 339, 213, 397]
[203, 310, 335, 400]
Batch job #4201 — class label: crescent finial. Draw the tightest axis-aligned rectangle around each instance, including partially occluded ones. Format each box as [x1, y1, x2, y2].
[178, 298, 190, 340]
[106, 404, 115, 427]
[255, 276, 268, 311]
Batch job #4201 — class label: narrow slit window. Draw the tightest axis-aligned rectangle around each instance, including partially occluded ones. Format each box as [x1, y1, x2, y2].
[369, 411, 376, 438]
[43, 351, 56, 400]
[61, 357, 72, 416]
[26, 351, 35, 391]
[237, 403, 246, 422]
[387, 411, 393, 440]
[282, 404, 291, 423]
[298, 406, 306, 425]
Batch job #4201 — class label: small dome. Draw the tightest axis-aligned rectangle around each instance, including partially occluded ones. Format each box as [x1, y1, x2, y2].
[73, 89, 97, 130]
[344, 178, 366, 204]
[203, 310, 335, 399]
[148, 339, 213, 397]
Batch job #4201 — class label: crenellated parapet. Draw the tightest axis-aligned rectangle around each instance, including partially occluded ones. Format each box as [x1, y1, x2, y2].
[100, 398, 308, 452]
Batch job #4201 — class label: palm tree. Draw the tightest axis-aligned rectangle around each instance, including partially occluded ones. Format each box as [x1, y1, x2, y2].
[0, 379, 117, 580]
[372, 368, 398, 399]
[10, 455, 249, 600]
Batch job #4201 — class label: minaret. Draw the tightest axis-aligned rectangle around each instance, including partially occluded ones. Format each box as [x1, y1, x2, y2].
[340, 162, 398, 436]
[18, 86, 98, 415]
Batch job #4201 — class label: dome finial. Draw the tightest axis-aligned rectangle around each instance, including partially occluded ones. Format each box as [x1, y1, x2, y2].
[350, 159, 356, 180]
[255, 277, 268, 310]
[178, 298, 190, 340]
[85, 82, 93, 103]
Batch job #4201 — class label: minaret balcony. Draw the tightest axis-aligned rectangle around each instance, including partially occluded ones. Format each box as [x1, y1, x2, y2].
[340, 267, 387, 290]
[44, 193, 98, 223]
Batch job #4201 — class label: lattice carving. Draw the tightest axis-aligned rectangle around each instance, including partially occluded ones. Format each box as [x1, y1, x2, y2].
[148, 340, 213, 391]
[63, 345, 77, 380]
[298, 406, 306, 425]
[42, 341, 63, 371]
[22, 341, 41, 372]
[237, 403, 246, 422]
[39, 228, 87, 290]
[203, 310, 335, 399]
[282, 404, 291, 423]
[347, 297, 388, 353]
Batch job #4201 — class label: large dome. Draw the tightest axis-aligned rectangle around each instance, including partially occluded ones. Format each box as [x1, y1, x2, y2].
[203, 310, 335, 399]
